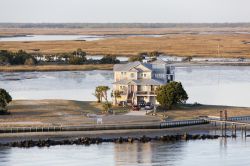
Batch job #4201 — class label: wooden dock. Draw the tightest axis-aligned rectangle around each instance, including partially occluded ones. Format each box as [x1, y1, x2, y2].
[206, 115, 250, 137]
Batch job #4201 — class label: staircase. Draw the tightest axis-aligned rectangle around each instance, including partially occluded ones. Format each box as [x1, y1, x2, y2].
[127, 93, 133, 105]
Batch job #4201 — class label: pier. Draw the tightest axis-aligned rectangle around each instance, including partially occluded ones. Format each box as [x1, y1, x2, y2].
[206, 110, 250, 137]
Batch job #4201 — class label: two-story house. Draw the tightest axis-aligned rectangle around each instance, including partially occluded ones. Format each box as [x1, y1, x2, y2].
[112, 59, 175, 105]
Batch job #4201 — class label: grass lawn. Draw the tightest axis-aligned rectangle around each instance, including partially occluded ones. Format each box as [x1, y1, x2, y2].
[156, 104, 250, 120]
[0, 100, 147, 127]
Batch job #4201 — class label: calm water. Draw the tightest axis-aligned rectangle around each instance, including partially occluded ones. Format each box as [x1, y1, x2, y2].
[0, 66, 250, 107]
[86, 55, 129, 61]
[0, 35, 105, 41]
[0, 34, 164, 42]
[0, 138, 250, 166]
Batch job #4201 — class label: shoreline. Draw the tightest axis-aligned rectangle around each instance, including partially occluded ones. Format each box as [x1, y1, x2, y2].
[1, 62, 250, 72]
[0, 64, 113, 72]
[0, 124, 218, 143]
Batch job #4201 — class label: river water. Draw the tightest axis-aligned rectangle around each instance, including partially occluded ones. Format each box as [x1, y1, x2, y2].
[0, 65, 250, 107]
[0, 137, 250, 166]
[0, 35, 106, 42]
[0, 34, 163, 42]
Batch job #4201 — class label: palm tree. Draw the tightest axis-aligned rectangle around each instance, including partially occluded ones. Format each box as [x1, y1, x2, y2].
[93, 86, 103, 103]
[100, 86, 110, 102]
[111, 90, 121, 105]
[93, 86, 110, 103]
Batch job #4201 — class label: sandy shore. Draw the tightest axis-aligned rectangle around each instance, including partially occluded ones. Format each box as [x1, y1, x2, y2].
[1, 62, 250, 72]
[0, 64, 113, 72]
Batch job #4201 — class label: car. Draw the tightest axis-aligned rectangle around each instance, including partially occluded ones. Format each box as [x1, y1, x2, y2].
[138, 101, 146, 107]
[145, 102, 154, 110]
[132, 105, 140, 111]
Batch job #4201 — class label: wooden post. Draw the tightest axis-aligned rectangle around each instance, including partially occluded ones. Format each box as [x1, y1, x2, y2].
[241, 125, 244, 137]
[224, 110, 228, 120]
[221, 123, 224, 137]
[231, 124, 234, 136]
[220, 111, 223, 120]
[224, 123, 227, 137]
[234, 124, 237, 136]
[245, 125, 247, 137]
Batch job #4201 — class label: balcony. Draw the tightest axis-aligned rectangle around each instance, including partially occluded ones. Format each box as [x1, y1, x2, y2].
[120, 91, 128, 95]
[136, 91, 156, 96]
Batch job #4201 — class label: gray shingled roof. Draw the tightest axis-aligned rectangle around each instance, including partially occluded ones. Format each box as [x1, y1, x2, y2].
[113, 79, 163, 85]
[113, 61, 152, 72]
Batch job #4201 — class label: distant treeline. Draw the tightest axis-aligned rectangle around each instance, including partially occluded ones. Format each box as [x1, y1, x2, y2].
[0, 23, 250, 29]
[0, 49, 120, 65]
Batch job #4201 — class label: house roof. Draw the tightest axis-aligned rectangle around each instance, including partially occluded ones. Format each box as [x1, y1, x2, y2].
[113, 61, 152, 72]
[150, 58, 167, 64]
[113, 79, 163, 85]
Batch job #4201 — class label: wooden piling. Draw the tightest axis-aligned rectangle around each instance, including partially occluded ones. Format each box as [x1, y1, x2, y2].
[245, 125, 247, 137]
[231, 124, 234, 136]
[234, 124, 237, 136]
[221, 123, 223, 136]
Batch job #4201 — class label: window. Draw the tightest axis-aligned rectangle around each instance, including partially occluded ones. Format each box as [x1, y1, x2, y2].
[131, 73, 135, 78]
[120, 86, 126, 90]
[144, 74, 146, 77]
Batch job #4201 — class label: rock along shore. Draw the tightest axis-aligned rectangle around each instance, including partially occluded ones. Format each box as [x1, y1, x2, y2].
[0, 134, 221, 148]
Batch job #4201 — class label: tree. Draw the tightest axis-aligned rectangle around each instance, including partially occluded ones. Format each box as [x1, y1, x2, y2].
[182, 56, 193, 62]
[11, 50, 33, 65]
[24, 57, 37, 65]
[69, 56, 86, 65]
[129, 54, 145, 62]
[99, 55, 120, 64]
[73, 48, 86, 57]
[111, 90, 122, 105]
[94, 87, 103, 103]
[102, 102, 112, 113]
[69, 49, 87, 65]
[156, 82, 188, 109]
[139, 51, 161, 57]
[148, 51, 161, 57]
[0, 89, 12, 113]
[99, 86, 110, 101]
[94, 86, 110, 102]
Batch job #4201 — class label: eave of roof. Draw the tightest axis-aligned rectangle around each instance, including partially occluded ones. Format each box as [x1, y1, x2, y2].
[113, 79, 163, 85]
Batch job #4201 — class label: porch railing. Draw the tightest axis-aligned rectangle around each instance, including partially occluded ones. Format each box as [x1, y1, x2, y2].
[136, 91, 156, 95]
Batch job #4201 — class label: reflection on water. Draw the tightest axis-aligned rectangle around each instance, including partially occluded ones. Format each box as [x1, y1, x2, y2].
[0, 138, 250, 166]
[1, 66, 250, 106]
